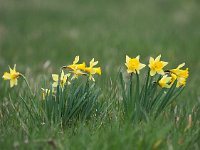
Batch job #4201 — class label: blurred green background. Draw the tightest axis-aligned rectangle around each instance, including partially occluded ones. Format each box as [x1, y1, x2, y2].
[0, 0, 200, 93]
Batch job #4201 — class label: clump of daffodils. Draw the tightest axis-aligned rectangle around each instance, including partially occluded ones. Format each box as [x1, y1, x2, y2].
[121, 54, 189, 121]
[2, 54, 189, 123]
[125, 54, 189, 88]
[40, 56, 101, 99]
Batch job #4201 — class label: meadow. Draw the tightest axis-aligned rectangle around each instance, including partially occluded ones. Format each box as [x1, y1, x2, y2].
[0, 0, 200, 149]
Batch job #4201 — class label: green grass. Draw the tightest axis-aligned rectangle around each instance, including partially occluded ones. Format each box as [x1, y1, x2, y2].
[0, 0, 200, 149]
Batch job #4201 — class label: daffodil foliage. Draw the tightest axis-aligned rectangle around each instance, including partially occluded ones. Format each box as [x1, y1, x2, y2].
[120, 55, 189, 122]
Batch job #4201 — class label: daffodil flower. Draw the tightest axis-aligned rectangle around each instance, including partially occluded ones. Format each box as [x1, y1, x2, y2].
[67, 56, 86, 71]
[41, 88, 55, 100]
[158, 75, 172, 88]
[64, 56, 86, 79]
[170, 63, 189, 87]
[170, 63, 189, 79]
[2, 64, 20, 88]
[52, 70, 70, 89]
[125, 55, 146, 74]
[84, 58, 101, 81]
[148, 55, 168, 76]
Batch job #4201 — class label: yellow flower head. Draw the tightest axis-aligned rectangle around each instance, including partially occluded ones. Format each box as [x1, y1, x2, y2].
[148, 55, 168, 76]
[168, 72, 187, 88]
[65, 56, 86, 79]
[170, 63, 189, 87]
[170, 63, 189, 79]
[125, 55, 146, 74]
[2, 64, 20, 88]
[84, 58, 101, 81]
[52, 70, 70, 88]
[158, 75, 172, 88]
[67, 56, 86, 71]
[41, 88, 55, 100]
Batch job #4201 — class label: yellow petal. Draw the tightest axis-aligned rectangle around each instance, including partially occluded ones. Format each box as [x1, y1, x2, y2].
[127, 70, 133, 74]
[10, 79, 17, 88]
[126, 55, 130, 63]
[63, 75, 68, 82]
[162, 61, 168, 67]
[149, 57, 154, 65]
[177, 63, 185, 69]
[136, 55, 140, 60]
[155, 55, 161, 61]
[2, 72, 11, 80]
[52, 74, 58, 82]
[139, 63, 146, 70]
[73, 56, 79, 64]
[90, 58, 98, 67]
[52, 82, 58, 88]
[157, 70, 165, 75]
[150, 70, 156, 76]
[60, 70, 65, 80]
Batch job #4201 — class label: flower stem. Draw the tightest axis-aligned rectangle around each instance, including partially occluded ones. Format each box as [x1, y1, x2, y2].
[20, 73, 34, 96]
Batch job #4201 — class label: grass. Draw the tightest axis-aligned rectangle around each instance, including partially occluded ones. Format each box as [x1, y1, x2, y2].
[0, 0, 200, 149]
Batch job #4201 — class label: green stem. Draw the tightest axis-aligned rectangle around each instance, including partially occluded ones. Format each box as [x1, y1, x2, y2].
[20, 73, 34, 96]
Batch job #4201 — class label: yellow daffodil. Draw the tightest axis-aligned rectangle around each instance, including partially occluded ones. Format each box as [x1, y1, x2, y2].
[170, 63, 189, 79]
[66, 56, 86, 71]
[63, 56, 86, 80]
[84, 58, 101, 81]
[158, 75, 172, 88]
[52, 70, 70, 88]
[125, 55, 146, 74]
[148, 55, 168, 76]
[2, 64, 20, 88]
[41, 88, 55, 100]
[170, 63, 189, 87]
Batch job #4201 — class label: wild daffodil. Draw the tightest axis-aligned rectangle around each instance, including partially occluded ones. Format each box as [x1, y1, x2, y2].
[84, 58, 101, 81]
[2, 64, 20, 88]
[170, 63, 189, 79]
[148, 55, 168, 76]
[158, 75, 172, 88]
[66, 56, 86, 71]
[52, 70, 70, 88]
[125, 55, 146, 74]
[63, 56, 86, 80]
[170, 63, 189, 87]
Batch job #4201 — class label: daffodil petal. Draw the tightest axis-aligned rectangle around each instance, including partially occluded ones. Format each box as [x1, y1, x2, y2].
[157, 70, 165, 75]
[73, 56, 79, 64]
[149, 57, 154, 65]
[177, 63, 185, 69]
[150, 70, 156, 76]
[10, 79, 16, 88]
[162, 61, 168, 67]
[52, 74, 59, 82]
[52, 82, 58, 87]
[136, 55, 140, 60]
[126, 55, 130, 62]
[2, 72, 11, 80]
[155, 55, 161, 61]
